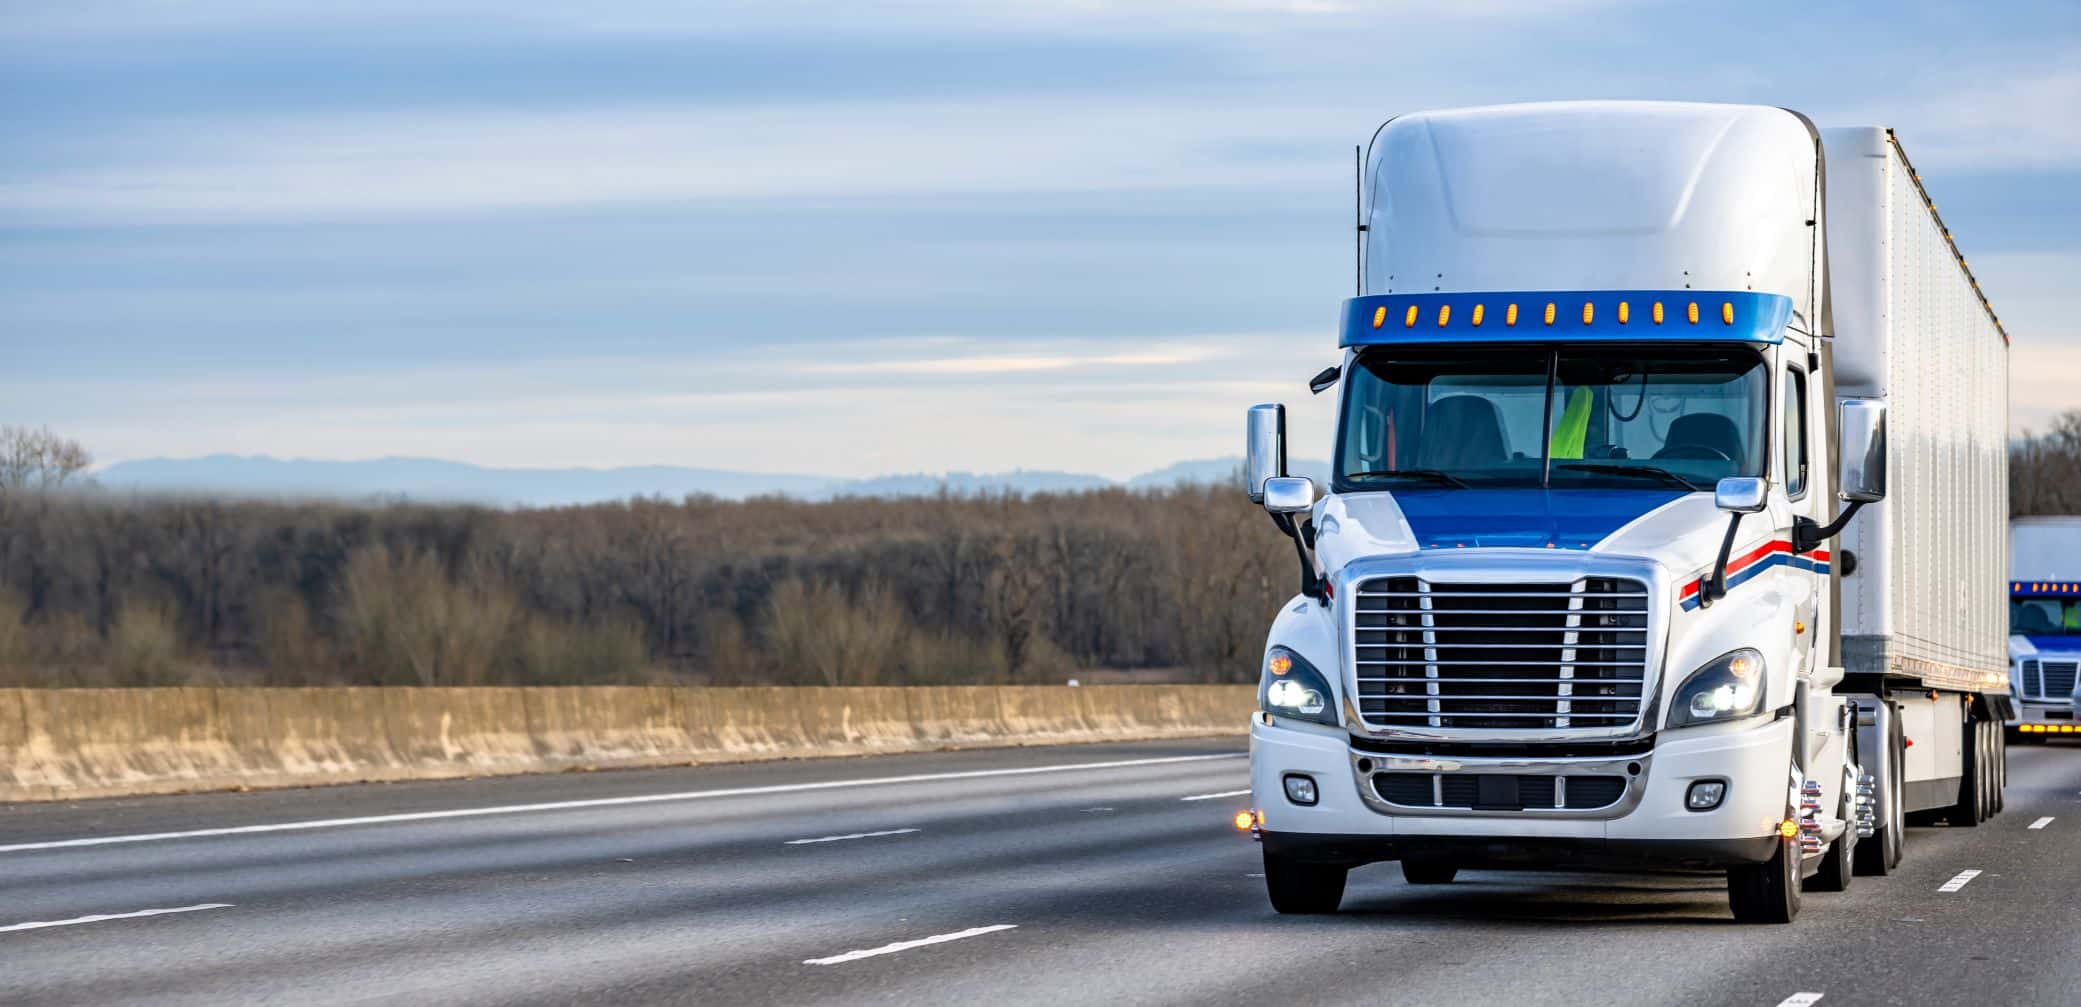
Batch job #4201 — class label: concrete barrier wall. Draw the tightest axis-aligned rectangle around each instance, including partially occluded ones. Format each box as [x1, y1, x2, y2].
[0, 685, 1256, 803]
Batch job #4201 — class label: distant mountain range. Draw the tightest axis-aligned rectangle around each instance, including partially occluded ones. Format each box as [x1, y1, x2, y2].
[93, 454, 1333, 506]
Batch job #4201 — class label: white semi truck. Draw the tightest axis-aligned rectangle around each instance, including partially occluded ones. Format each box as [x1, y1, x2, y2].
[1242, 102, 2012, 923]
[2009, 516, 2081, 737]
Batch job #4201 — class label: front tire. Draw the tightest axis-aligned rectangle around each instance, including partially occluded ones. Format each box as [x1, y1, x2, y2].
[1728, 835, 1802, 924]
[1264, 850, 1346, 914]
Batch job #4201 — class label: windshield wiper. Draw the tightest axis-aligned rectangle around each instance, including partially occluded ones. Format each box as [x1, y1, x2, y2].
[1342, 468, 1469, 488]
[1553, 463, 1702, 491]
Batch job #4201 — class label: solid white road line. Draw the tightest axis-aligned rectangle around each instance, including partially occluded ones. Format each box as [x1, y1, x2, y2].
[2029, 816, 2055, 830]
[804, 924, 1017, 965]
[785, 829, 921, 846]
[0, 753, 1242, 856]
[0, 903, 233, 935]
[1938, 869, 1982, 893]
[1178, 789, 1252, 802]
[1774, 993, 1824, 1007]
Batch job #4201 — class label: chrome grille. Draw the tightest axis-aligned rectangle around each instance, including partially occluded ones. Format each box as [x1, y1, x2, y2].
[2045, 661, 2078, 699]
[1352, 576, 1650, 730]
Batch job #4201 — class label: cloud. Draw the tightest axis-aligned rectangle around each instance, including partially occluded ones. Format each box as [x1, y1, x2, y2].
[1893, 68, 2081, 172]
[1, 96, 1354, 221]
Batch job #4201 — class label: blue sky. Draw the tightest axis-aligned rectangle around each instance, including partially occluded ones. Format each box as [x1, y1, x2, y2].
[3, 1, 2077, 479]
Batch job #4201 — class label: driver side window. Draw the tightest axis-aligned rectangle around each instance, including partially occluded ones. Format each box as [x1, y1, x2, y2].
[1784, 367, 1808, 499]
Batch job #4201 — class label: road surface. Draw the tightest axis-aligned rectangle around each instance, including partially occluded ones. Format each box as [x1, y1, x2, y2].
[3, 738, 2079, 1006]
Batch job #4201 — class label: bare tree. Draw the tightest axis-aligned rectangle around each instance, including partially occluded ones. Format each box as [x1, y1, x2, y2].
[2013, 410, 2081, 517]
[0, 426, 91, 491]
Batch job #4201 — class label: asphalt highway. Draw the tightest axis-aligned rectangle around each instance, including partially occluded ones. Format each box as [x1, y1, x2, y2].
[3, 738, 2079, 1006]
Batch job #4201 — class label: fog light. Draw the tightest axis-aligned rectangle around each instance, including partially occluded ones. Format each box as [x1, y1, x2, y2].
[1282, 774, 1319, 806]
[1685, 780, 1727, 811]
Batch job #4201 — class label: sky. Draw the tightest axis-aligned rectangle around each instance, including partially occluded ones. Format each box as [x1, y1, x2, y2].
[3, 0, 2078, 480]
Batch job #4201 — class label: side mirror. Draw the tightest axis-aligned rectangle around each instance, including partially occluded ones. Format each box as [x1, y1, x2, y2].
[1838, 398, 1887, 503]
[1714, 476, 1768, 514]
[1245, 403, 1287, 503]
[1262, 476, 1315, 515]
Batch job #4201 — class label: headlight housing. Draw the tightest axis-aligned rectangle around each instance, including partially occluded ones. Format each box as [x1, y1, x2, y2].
[1259, 646, 1337, 726]
[1667, 648, 1767, 728]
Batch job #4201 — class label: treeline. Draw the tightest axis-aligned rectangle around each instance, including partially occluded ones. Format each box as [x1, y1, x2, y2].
[2012, 409, 2081, 517]
[0, 485, 1292, 687]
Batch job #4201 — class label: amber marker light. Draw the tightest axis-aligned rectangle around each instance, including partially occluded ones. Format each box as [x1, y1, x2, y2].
[1687, 302, 1700, 324]
[1581, 302, 1594, 324]
[1722, 301, 1735, 325]
[1779, 819, 1800, 839]
[1652, 301, 1665, 324]
[1470, 304, 1485, 326]
[1371, 306, 1387, 328]
[1506, 304, 1519, 326]
[1437, 304, 1451, 327]
[1404, 304, 1419, 328]
[1233, 810, 1257, 832]
[1267, 653, 1293, 677]
[1617, 301, 1630, 324]
[1543, 302, 1557, 325]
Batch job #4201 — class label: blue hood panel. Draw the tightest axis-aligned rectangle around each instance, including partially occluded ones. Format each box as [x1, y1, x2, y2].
[2022, 637, 2081, 655]
[1393, 488, 1688, 551]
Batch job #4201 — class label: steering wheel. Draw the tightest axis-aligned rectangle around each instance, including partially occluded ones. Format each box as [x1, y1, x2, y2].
[1654, 444, 1733, 462]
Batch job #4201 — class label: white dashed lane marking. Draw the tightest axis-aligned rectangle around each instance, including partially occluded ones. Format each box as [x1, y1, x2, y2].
[1, 903, 234, 935]
[1774, 993, 1824, 1007]
[2029, 816, 2054, 830]
[1938, 869, 1982, 893]
[804, 924, 1018, 965]
[785, 829, 920, 846]
[1178, 789, 1252, 802]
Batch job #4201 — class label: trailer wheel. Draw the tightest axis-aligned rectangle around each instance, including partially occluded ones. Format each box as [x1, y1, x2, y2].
[1992, 721, 2006, 815]
[1947, 712, 1984, 827]
[1400, 859, 1457, 885]
[1728, 834, 1801, 924]
[1264, 850, 1346, 914]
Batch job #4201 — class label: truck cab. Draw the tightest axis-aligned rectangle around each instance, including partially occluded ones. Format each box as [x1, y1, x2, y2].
[2007, 518, 2081, 738]
[1243, 102, 2010, 924]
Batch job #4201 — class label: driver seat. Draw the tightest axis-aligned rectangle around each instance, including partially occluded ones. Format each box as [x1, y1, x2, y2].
[1656, 413, 1744, 467]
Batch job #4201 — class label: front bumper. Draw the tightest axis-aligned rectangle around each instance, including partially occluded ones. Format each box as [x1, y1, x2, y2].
[2008, 699, 2075, 728]
[1249, 713, 1794, 868]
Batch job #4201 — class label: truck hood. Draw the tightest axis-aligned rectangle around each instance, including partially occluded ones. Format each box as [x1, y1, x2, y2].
[1315, 487, 1738, 582]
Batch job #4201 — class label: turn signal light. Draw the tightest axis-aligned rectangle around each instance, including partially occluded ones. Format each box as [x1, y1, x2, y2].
[1778, 818, 1799, 839]
[1233, 810, 1258, 831]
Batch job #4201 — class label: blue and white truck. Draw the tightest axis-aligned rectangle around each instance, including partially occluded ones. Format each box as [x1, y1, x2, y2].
[2008, 516, 2081, 738]
[1242, 102, 2012, 923]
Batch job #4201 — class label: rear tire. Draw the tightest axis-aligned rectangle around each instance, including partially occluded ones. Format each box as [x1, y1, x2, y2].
[1264, 850, 1346, 914]
[1948, 712, 1984, 828]
[1855, 708, 1904, 876]
[1400, 860, 1458, 885]
[1728, 835, 1802, 924]
[1992, 722, 2006, 815]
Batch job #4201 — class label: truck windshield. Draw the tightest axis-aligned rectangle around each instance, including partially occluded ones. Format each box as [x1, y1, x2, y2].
[2012, 598, 2081, 636]
[1334, 345, 1769, 491]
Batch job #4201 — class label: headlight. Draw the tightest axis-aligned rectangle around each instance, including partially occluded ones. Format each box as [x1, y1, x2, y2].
[1667, 648, 1767, 728]
[1260, 646, 1337, 726]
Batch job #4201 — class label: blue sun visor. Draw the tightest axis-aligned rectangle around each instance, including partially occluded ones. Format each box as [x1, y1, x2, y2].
[1341, 290, 1794, 348]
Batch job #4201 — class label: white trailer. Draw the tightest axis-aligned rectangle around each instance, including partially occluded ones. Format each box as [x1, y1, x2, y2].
[2007, 516, 2081, 737]
[1240, 102, 2012, 924]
